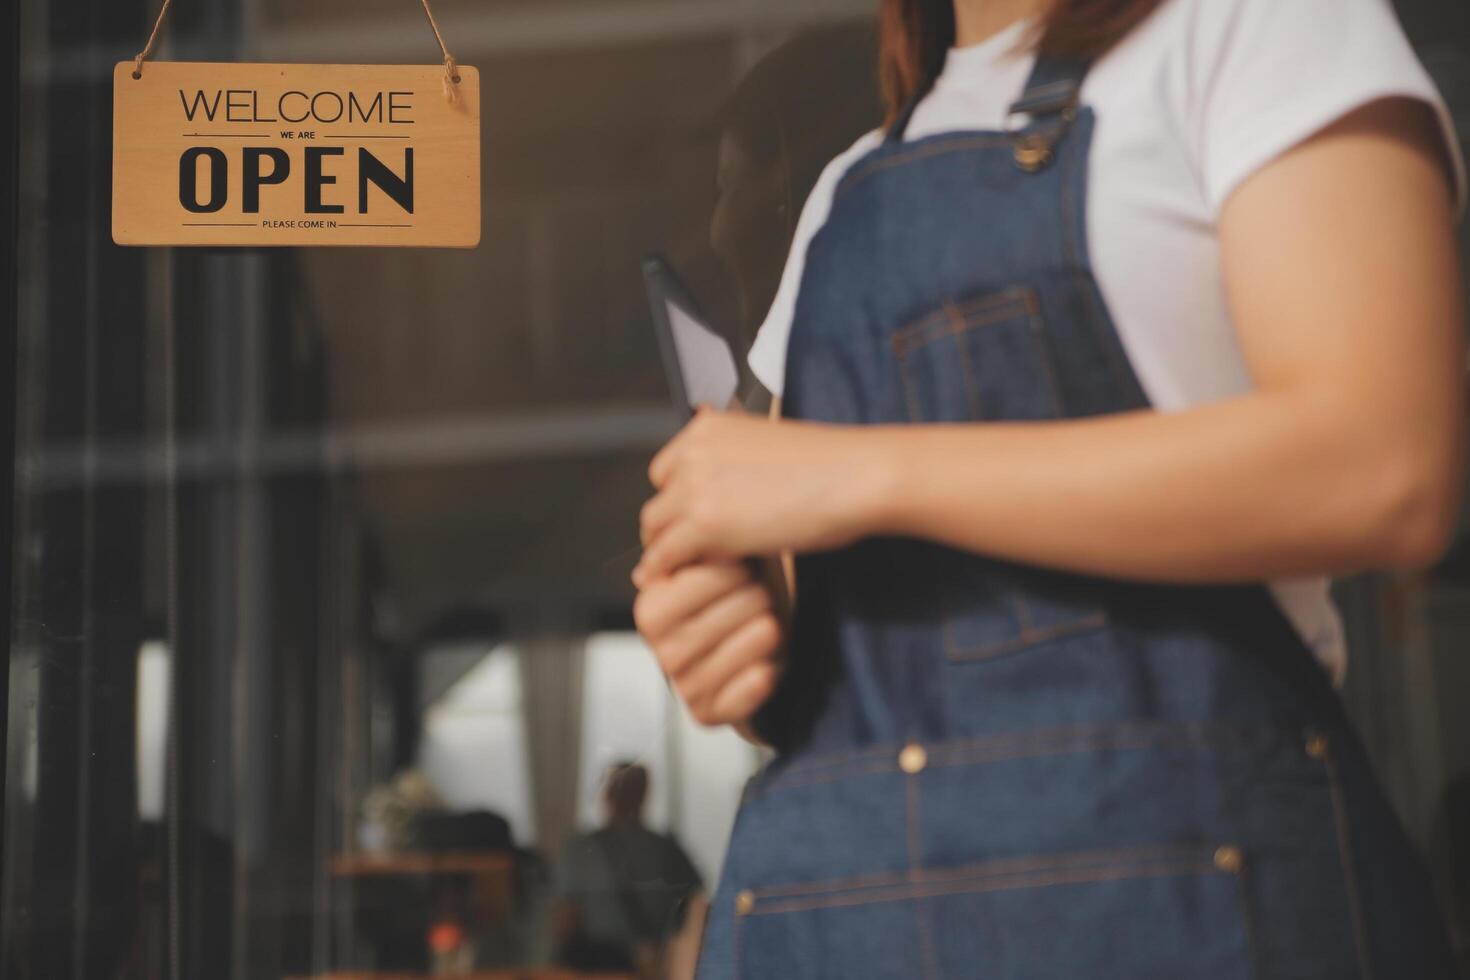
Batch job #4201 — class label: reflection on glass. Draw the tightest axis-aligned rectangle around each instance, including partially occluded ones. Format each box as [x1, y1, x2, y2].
[710, 25, 881, 364]
[417, 644, 536, 843]
[136, 641, 172, 822]
[553, 761, 701, 978]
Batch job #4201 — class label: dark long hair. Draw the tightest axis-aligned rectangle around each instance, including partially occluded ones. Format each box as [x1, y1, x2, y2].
[879, 0, 1168, 125]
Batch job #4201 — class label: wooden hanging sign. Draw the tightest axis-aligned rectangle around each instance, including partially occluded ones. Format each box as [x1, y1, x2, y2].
[112, 61, 480, 247]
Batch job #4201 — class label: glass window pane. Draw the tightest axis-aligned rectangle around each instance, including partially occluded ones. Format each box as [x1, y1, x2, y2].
[5, 0, 1470, 977]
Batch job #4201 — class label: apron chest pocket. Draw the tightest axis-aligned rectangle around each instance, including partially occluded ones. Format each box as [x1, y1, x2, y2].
[890, 285, 1062, 424]
[887, 283, 1107, 660]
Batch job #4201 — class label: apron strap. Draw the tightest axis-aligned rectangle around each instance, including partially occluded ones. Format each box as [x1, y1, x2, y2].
[1005, 54, 1093, 172]
[1007, 55, 1092, 121]
[885, 50, 1093, 145]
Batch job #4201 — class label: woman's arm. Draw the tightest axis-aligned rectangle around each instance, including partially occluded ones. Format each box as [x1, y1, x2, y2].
[635, 98, 1465, 586]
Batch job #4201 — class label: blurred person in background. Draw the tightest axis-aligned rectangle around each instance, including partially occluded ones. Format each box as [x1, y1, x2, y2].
[552, 762, 703, 978]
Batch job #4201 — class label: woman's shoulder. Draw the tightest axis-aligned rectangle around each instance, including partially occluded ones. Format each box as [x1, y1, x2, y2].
[1100, 0, 1429, 80]
[1097, 0, 1461, 215]
[815, 130, 887, 197]
[747, 127, 886, 397]
[790, 129, 887, 245]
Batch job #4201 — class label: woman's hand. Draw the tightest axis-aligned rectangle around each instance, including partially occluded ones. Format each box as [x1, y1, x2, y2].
[633, 407, 887, 583]
[633, 558, 784, 730]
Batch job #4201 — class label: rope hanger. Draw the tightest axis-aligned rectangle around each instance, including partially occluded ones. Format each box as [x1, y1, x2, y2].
[131, 0, 463, 103]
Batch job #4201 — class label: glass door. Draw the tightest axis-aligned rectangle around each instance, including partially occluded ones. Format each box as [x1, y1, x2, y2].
[3, 0, 1469, 977]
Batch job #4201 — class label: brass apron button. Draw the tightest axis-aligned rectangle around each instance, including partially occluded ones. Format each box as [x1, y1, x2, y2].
[735, 890, 756, 915]
[1214, 845, 1244, 874]
[899, 742, 928, 774]
[1013, 136, 1053, 172]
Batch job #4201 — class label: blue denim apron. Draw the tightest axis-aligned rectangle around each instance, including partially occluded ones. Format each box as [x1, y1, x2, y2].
[695, 56, 1458, 979]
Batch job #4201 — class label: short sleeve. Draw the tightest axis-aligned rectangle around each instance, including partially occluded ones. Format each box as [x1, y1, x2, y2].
[1189, 0, 1467, 217]
[748, 131, 883, 397]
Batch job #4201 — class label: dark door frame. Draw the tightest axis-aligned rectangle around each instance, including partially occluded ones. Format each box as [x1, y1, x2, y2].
[0, 0, 21, 907]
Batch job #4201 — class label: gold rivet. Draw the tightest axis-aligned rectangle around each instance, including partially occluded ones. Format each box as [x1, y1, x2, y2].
[735, 890, 755, 915]
[1305, 733, 1330, 760]
[1014, 138, 1052, 172]
[899, 743, 927, 774]
[1214, 845, 1244, 874]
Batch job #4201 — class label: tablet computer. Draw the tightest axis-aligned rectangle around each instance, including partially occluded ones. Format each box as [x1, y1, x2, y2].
[642, 253, 740, 418]
[640, 255, 792, 729]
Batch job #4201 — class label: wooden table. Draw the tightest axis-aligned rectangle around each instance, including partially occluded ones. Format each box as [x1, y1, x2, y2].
[327, 851, 520, 971]
[329, 852, 515, 878]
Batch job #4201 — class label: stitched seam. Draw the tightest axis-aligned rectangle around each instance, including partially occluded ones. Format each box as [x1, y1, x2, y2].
[926, 726, 1242, 769]
[1010, 94, 1080, 118]
[1058, 104, 1138, 404]
[837, 136, 1015, 198]
[905, 771, 921, 868]
[751, 729, 1242, 794]
[950, 302, 983, 419]
[763, 743, 894, 778]
[944, 610, 1109, 663]
[1058, 112, 1148, 408]
[1056, 106, 1136, 408]
[906, 774, 939, 980]
[1322, 748, 1375, 980]
[1019, 79, 1077, 96]
[1010, 78, 1078, 107]
[1234, 862, 1263, 980]
[893, 290, 1032, 347]
[1059, 105, 1082, 271]
[1026, 304, 1068, 416]
[748, 843, 1226, 901]
[751, 721, 1278, 791]
[749, 860, 1223, 915]
[842, 136, 1015, 185]
[753, 758, 897, 794]
[889, 289, 1037, 423]
[889, 290, 1034, 357]
[915, 895, 940, 980]
[961, 285, 1037, 322]
[887, 277, 1099, 661]
[1078, 269, 1140, 405]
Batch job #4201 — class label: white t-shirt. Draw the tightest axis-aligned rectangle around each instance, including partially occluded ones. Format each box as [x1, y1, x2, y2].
[748, 0, 1468, 684]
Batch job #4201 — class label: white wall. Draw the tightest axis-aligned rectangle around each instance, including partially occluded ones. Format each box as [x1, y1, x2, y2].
[415, 632, 760, 887]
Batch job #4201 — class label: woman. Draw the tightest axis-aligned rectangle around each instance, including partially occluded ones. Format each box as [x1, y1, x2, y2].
[634, 0, 1468, 974]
